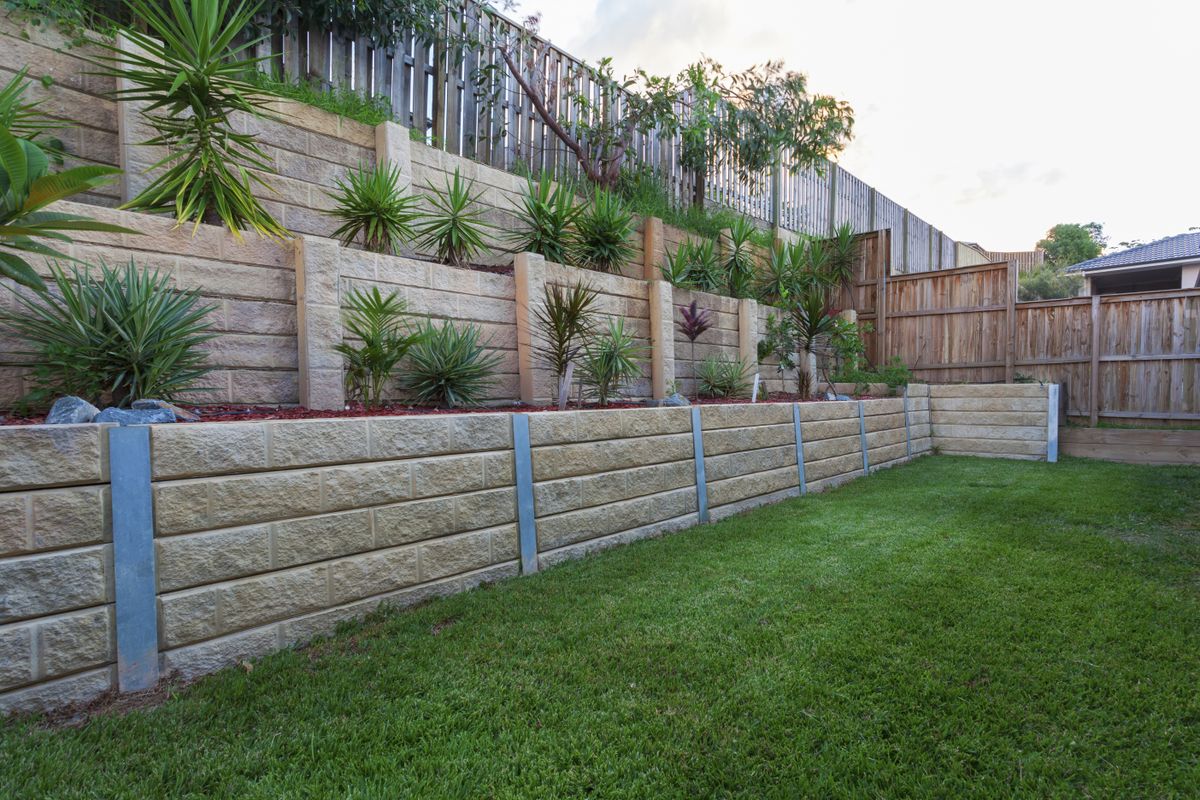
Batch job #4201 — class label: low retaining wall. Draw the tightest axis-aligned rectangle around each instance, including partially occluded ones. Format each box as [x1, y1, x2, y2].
[0, 383, 1059, 715]
[930, 383, 1057, 460]
[1060, 427, 1200, 465]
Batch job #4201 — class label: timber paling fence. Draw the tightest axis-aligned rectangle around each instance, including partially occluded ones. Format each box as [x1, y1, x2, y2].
[839, 244, 1200, 425]
[254, 0, 956, 272]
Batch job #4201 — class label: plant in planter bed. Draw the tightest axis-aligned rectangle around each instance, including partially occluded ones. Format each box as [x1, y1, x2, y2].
[415, 168, 493, 267]
[534, 280, 599, 410]
[661, 239, 722, 292]
[676, 300, 713, 400]
[405, 319, 501, 408]
[327, 163, 421, 255]
[508, 175, 581, 264]
[696, 355, 752, 399]
[723, 216, 758, 298]
[579, 318, 645, 407]
[334, 287, 425, 407]
[571, 188, 635, 273]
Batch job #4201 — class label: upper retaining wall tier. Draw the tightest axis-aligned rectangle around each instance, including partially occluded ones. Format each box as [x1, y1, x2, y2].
[2, 384, 1067, 715]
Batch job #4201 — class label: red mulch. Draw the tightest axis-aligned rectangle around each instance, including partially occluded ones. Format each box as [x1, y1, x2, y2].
[1, 394, 876, 426]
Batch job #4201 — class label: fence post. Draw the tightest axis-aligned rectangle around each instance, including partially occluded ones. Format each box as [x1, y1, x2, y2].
[511, 413, 538, 574]
[770, 159, 783, 236]
[1089, 295, 1101, 426]
[690, 407, 709, 523]
[295, 237, 346, 410]
[514, 252, 547, 404]
[108, 426, 159, 693]
[1005, 260, 1016, 383]
[648, 279, 675, 400]
[642, 216, 665, 281]
[827, 166, 838, 236]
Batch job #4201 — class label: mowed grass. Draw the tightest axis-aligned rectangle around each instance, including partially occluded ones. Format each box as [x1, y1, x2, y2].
[3, 456, 1200, 798]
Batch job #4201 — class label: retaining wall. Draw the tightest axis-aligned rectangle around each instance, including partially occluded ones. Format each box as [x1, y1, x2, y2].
[930, 383, 1056, 459]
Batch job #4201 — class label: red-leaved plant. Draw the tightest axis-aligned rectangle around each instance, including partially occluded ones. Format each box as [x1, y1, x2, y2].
[677, 300, 713, 399]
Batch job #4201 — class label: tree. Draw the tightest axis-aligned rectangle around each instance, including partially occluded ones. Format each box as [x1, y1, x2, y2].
[1018, 264, 1084, 301]
[1037, 222, 1106, 268]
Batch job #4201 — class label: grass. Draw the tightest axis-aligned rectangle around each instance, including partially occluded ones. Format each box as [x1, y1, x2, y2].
[3, 455, 1200, 797]
[249, 73, 396, 128]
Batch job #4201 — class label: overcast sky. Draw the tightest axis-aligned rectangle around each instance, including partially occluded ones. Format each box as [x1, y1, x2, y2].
[512, 0, 1196, 251]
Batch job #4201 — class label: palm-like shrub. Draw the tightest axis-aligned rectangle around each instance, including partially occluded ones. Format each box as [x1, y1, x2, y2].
[824, 222, 858, 296]
[93, 0, 286, 238]
[534, 280, 598, 410]
[696, 355, 752, 398]
[405, 319, 501, 407]
[0, 69, 63, 155]
[508, 175, 580, 263]
[333, 287, 424, 407]
[328, 163, 421, 254]
[0, 260, 215, 407]
[415, 168, 492, 266]
[572, 189, 635, 273]
[723, 216, 758, 298]
[0, 128, 133, 291]
[662, 239, 722, 291]
[579, 318, 645, 406]
[755, 241, 797, 306]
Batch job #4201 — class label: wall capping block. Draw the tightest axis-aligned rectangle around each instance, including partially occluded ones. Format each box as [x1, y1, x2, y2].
[690, 406, 709, 523]
[858, 401, 869, 475]
[108, 426, 159, 692]
[512, 413, 538, 574]
[1047, 384, 1059, 463]
[792, 403, 807, 494]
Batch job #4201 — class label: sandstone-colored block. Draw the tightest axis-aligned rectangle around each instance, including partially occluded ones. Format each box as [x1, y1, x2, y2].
[218, 564, 329, 634]
[627, 460, 695, 497]
[622, 407, 692, 438]
[865, 428, 906, 450]
[320, 461, 412, 512]
[931, 410, 1048, 427]
[38, 606, 113, 679]
[297, 304, 343, 370]
[929, 384, 1048, 398]
[864, 412, 906, 433]
[537, 486, 694, 552]
[374, 255, 429, 287]
[412, 454, 486, 499]
[928, 396, 1046, 413]
[578, 470, 629, 508]
[531, 433, 692, 482]
[804, 451, 863, 483]
[154, 481, 212, 536]
[222, 300, 296, 335]
[207, 470, 324, 530]
[0, 493, 29, 556]
[534, 477, 582, 516]
[151, 422, 268, 480]
[419, 529, 493, 581]
[160, 626, 278, 681]
[0, 425, 105, 492]
[800, 417, 860, 441]
[30, 486, 110, 552]
[230, 369, 300, 406]
[454, 488, 516, 531]
[373, 495, 457, 547]
[932, 424, 1047, 442]
[368, 414, 511, 459]
[803, 434, 860, 463]
[272, 509, 373, 569]
[0, 665, 114, 717]
[570, 409, 628, 443]
[0, 624, 33, 689]
[796, 401, 857, 422]
[159, 588, 220, 648]
[267, 419, 370, 468]
[0, 546, 109, 623]
[202, 333, 300, 372]
[491, 525, 519, 561]
[482, 451, 514, 489]
[157, 525, 272, 592]
[862, 398, 904, 417]
[705, 444, 795, 483]
[703, 423, 793, 456]
[329, 546, 419, 605]
[527, 412, 579, 447]
[301, 368, 344, 411]
[869, 442, 909, 467]
[708, 465, 796, 508]
[937, 438, 1046, 457]
[172, 258, 295, 303]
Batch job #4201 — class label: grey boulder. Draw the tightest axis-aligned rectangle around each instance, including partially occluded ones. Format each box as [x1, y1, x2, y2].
[662, 393, 690, 407]
[94, 407, 176, 426]
[132, 398, 200, 422]
[46, 396, 100, 424]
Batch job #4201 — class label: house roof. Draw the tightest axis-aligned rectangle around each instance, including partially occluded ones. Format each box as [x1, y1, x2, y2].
[1067, 232, 1200, 273]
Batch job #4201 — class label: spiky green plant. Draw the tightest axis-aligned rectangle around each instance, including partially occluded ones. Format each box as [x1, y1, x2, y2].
[572, 188, 636, 273]
[327, 163, 421, 255]
[507, 175, 581, 263]
[755, 241, 797, 306]
[0, 68, 63, 155]
[91, 0, 286, 238]
[824, 221, 858, 296]
[333, 286, 424, 407]
[579, 317, 645, 406]
[0, 259, 216, 407]
[662, 239, 722, 292]
[696, 354, 752, 398]
[0, 128, 132, 291]
[404, 319, 501, 407]
[723, 216, 758, 297]
[415, 168, 492, 266]
[534, 280, 598, 410]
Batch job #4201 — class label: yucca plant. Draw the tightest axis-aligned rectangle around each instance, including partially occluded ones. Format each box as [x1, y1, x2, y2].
[91, 0, 286, 238]
[571, 188, 636, 273]
[677, 299, 713, 400]
[0, 128, 133, 291]
[333, 287, 424, 407]
[507, 175, 580, 263]
[579, 318, 645, 406]
[534, 280, 598, 410]
[0, 259, 216, 407]
[327, 163, 421, 255]
[696, 355, 752, 398]
[662, 239, 722, 291]
[660, 243, 693, 288]
[755, 241, 797, 307]
[824, 221, 858, 297]
[405, 319, 501, 407]
[723, 216, 758, 298]
[415, 168, 493, 266]
[790, 283, 840, 397]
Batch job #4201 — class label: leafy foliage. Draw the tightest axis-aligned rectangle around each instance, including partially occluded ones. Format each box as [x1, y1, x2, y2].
[92, 0, 287, 238]
[257, 0, 467, 55]
[533, 280, 598, 410]
[695, 354, 751, 399]
[614, 166, 773, 245]
[415, 168, 492, 266]
[0, 260, 215, 407]
[755, 242, 798, 306]
[0, 128, 132, 291]
[1037, 222, 1106, 267]
[404, 319, 501, 407]
[327, 162, 420, 254]
[0, 68, 63, 154]
[333, 287, 424, 407]
[248, 73, 395, 127]
[662, 239, 722, 292]
[676, 300, 713, 344]
[1019, 264, 1085, 301]
[723, 216, 758, 298]
[571, 188, 635, 273]
[579, 317, 645, 406]
[823, 222, 858, 295]
[830, 356, 912, 394]
[507, 175, 581, 264]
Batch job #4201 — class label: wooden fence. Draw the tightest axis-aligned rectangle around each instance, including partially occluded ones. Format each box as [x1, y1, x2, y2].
[852, 257, 1200, 425]
[254, 0, 956, 271]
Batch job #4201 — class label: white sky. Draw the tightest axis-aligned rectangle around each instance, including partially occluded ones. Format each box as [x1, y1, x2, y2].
[512, 0, 1198, 251]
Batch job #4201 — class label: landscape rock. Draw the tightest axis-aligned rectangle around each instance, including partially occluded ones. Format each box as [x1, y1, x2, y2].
[45, 396, 100, 425]
[132, 398, 199, 422]
[662, 393, 690, 407]
[94, 407, 176, 426]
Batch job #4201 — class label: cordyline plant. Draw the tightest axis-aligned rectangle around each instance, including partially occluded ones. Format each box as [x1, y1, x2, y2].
[328, 162, 421, 255]
[676, 300, 713, 399]
[579, 318, 644, 406]
[507, 175, 581, 264]
[534, 280, 598, 410]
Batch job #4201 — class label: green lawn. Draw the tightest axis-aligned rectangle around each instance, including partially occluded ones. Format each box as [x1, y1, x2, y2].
[3, 456, 1200, 798]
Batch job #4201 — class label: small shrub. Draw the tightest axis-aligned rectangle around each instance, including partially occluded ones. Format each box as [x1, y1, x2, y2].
[327, 163, 421, 255]
[830, 356, 912, 392]
[723, 216, 758, 298]
[415, 168, 493, 266]
[508, 175, 581, 264]
[677, 300, 713, 399]
[579, 318, 645, 406]
[534, 281, 599, 410]
[755, 242, 797, 306]
[405, 320, 501, 407]
[663, 239, 722, 291]
[0, 260, 216, 407]
[1019, 264, 1084, 300]
[696, 355, 751, 398]
[333, 287, 424, 407]
[572, 189, 636, 273]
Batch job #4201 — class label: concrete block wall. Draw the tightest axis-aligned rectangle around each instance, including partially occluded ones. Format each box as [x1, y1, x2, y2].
[930, 384, 1052, 459]
[674, 288, 743, 397]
